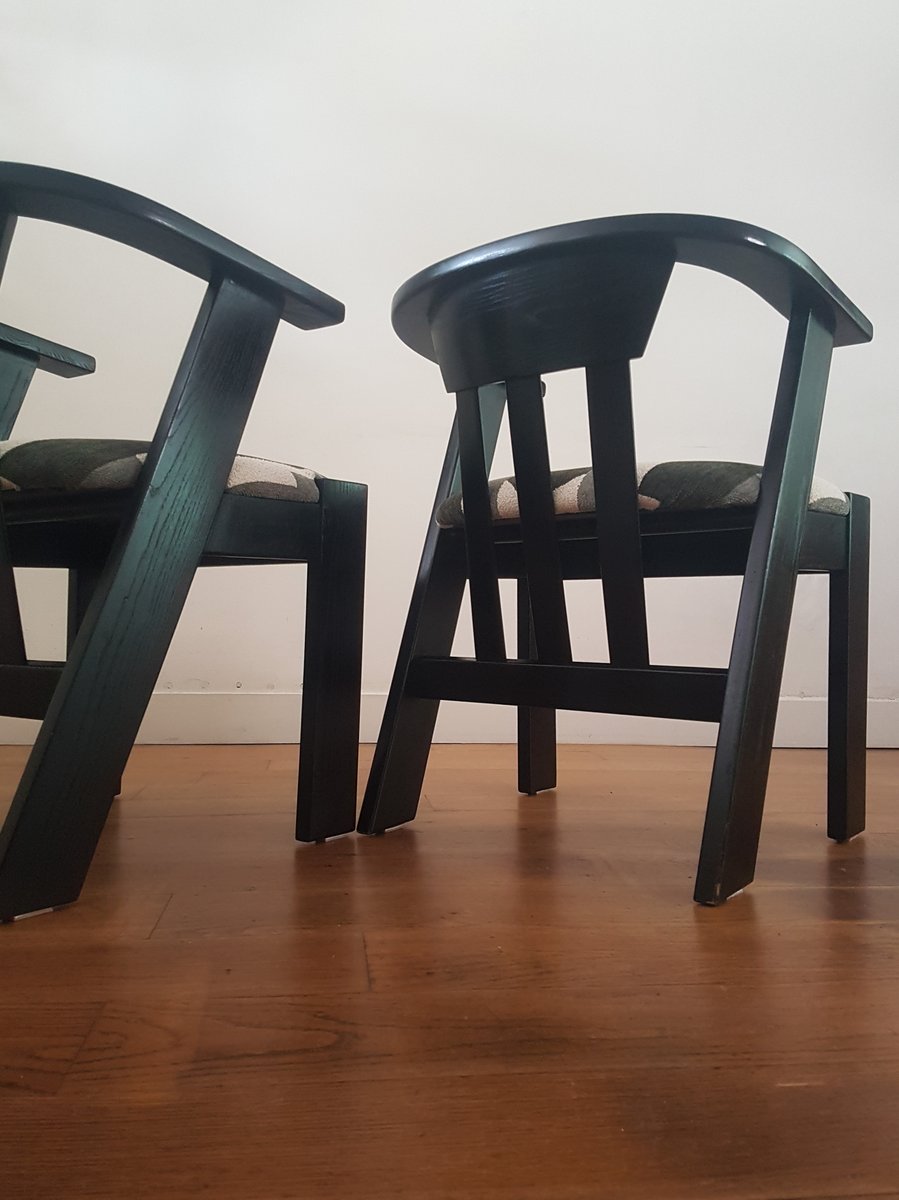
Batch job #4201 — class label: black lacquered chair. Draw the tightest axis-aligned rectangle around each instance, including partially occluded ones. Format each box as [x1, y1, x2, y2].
[0, 165, 365, 920]
[358, 215, 872, 905]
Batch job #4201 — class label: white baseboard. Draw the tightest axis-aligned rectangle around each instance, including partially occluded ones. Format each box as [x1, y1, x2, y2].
[1, 692, 897, 747]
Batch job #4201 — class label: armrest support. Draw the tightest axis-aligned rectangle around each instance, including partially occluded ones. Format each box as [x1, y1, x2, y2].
[0, 321, 95, 378]
[0, 163, 344, 331]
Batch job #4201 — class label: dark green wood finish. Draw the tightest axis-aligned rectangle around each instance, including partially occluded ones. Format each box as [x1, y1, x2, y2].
[0, 469, 26, 665]
[407, 658, 729, 722]
[0, 166, 365, 920]
[457, 387, 506, 662]
[393, 214, 871, 374]
[694, 306, 834, 903]
[361, 214, 872, 906]
[586, 360, 649, 668]
[516, 576, 557, 795]
[506, 375, 572, 664]
[296, 477, 367, 842]
[827, 493, 870, 842]
[0, 349, 37, 440]
[359, 385, 505, 834]
[0, 321, 95, 378]
[0, 278, 281, 916]
[0, 164, 343, 330]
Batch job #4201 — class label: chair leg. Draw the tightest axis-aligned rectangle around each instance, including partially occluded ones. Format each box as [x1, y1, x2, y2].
[67, 562, 123, 798]
[827, 494, 869, 842]
[295, 479, 367, 842]
[694, 573, 798, 905]
[357, 528, 467, 834]
[359, 387, 506, 836]
[0, 276, 280, 920]
[517, 576, 556, 794]
[0, 536, 210, 919]
[693, 305, 833, 906]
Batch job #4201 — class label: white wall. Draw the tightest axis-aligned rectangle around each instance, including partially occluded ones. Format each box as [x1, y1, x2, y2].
[1, 0, 897, 746]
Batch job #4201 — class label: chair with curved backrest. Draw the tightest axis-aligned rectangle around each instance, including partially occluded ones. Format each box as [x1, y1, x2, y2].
[358, 215, 872, 905]
[0, 164, 365, 921]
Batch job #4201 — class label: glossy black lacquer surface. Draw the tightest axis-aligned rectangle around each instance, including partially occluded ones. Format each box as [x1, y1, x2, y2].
[363, 213, 872, 907]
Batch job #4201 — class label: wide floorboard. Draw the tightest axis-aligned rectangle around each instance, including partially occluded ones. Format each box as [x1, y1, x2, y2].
[2, 744, 898, 1200]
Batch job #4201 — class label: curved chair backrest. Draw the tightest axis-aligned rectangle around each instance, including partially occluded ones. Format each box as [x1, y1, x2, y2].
[0, 163, 343, 330]
[393, 214, 871, 392]
[0, 163, 345, 440]
[390, 215, 872, 674]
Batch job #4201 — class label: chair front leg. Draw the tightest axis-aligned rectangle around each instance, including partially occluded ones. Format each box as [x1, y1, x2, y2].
[0, 540, 211, 918]
[0, 277, 279, 919]
[295, 478, 367, 842]
[67, 561, 123, 798]
[694, 305, 834, 906]
[827, 493, 870, 842]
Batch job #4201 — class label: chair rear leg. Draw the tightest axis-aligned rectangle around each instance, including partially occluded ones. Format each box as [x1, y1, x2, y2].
[517, 576, 556, 794]
[295, 479, 367, 842]
[827, 494, 869, 842]
[67, 562, 123, 798]
[357, 528, 467, 834]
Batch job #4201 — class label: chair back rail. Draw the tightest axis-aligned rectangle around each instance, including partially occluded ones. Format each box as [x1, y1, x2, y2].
[404, 216, 870, 679]
[0, 164, 343, 330]
[393, 214, 871, 374]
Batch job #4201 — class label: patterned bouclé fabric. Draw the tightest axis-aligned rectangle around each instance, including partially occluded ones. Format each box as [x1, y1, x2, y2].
[436, 460, 849, 527]
[0, 439, 321, 503]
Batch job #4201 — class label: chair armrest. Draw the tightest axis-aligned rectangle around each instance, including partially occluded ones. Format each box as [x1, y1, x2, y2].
[0, 321, 94, 378]
[0, 163, 344, 331]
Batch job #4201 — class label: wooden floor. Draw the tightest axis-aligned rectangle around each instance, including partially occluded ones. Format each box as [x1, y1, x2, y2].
[1, 743, 898, 1200]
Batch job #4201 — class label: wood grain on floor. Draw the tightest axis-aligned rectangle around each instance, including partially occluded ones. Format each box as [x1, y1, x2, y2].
[1, 743, 898, 1200]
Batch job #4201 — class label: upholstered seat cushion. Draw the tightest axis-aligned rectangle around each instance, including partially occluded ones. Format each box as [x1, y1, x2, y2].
[0, 439, 321, 503]
[436, 460, 849, 527]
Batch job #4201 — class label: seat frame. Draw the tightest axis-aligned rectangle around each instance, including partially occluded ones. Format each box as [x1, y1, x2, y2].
[0, 165, 365, 921]
[358, 214, 872, 905]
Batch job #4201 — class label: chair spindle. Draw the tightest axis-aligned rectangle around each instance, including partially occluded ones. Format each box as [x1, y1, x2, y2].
[585, 360, 650, 667]
[506, 374, 571, 664]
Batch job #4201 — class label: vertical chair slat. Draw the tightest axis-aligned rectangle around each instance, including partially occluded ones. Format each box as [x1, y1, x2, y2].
[506, 374, 571, 663]
[586, 360, 650, 667]
[457, 386, 506, 661]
